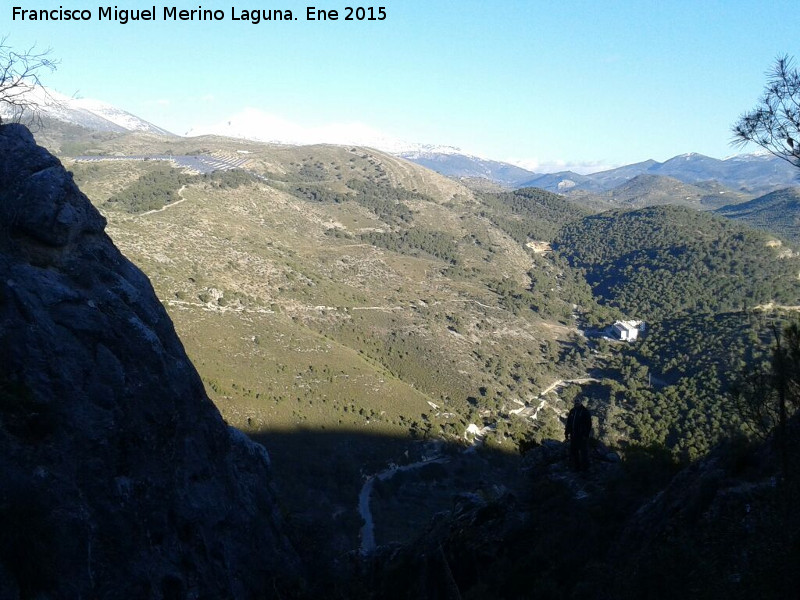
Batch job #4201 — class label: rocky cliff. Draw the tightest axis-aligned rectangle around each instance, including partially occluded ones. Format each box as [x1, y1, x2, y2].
[0, 124, 299, 599]
[359, 432, 800, 600]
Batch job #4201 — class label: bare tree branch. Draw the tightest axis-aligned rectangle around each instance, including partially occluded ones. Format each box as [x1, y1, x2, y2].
[0, 35, 60, 129]
[732, 55, 800, 169]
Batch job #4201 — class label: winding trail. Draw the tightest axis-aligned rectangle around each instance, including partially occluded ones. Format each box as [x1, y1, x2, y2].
[138, 185, 188, 217]
[358, 456, 450, 555]
[510, 377, 599, 420]
[358, 377, 605, 553]
[754, 302, 800, 312]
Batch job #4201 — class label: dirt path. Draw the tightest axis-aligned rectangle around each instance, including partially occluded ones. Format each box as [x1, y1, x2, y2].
[359, 456, 450, 555]
[511, 377, 599, 420]
[138, 185, 188, 217]
[754, 302, 800, 311]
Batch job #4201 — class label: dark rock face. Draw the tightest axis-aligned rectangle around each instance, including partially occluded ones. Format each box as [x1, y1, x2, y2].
[0, 124, 299, 599]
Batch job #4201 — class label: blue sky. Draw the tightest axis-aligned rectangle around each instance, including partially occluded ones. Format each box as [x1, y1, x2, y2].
[7, 0, 800, 172]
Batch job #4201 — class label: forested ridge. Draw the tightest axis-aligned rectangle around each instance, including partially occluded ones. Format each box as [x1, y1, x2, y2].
[595, 312, 779, 459]
[543, 204, 800, 459]
[554, 205, 800, 320]
[478, 186, 590, 243]
[716, 187, 800, 246]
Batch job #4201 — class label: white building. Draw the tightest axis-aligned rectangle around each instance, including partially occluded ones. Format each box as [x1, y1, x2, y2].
[612, 320, 642, 341]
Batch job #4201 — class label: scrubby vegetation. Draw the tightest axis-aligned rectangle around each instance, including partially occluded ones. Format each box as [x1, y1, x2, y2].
[104, 164, 194, 212]
[362, 228, 459, 263]
[72, 143, 800, 470]
[102, 164, 255, 213]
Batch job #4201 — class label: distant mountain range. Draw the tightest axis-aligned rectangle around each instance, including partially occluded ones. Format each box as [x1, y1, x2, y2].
[580, 174, 752, 211]
[11, 85, 800, 198]
[405, 150, 800, 196]
[395, 149, 538, 188]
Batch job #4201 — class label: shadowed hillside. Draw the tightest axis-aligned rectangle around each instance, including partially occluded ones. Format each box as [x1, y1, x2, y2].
[716, 187, 800, 246]
[248, 421, 800, 600]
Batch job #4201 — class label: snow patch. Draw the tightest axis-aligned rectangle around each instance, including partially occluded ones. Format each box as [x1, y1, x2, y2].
[0, 84, 171, 135]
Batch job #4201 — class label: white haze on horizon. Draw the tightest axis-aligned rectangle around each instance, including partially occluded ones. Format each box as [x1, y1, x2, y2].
[184, 107, 622, 174]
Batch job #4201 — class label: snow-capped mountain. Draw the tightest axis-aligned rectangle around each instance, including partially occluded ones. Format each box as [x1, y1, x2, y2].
[0, 84, 172, 135]
[7, 88, 798, 195]
[185, 107, 405, 150]
[395, 149, 541, 188]
[395, 144, 474, 157]
[183, 107, 473, 159]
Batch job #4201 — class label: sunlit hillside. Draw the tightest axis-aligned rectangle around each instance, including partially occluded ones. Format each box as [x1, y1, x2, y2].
[66, 132, 596, 449]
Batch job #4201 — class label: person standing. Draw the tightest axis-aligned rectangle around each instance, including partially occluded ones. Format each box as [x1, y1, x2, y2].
[565, 397, 592, 471]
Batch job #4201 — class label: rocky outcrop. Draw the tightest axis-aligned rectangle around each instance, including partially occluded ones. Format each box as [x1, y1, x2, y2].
[0, 124, 300, 599]
[609, 430, 800, 599]
[356, 427, 800, 600]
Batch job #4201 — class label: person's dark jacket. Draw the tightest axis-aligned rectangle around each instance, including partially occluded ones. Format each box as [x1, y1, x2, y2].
[565, 404, 592, 440]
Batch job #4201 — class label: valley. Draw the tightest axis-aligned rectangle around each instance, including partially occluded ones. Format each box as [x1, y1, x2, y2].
[57, 125, 800, 459]
[35, 121, 800, 591]
[66, 137, 589, 445]
[3, 10, 800, 595]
